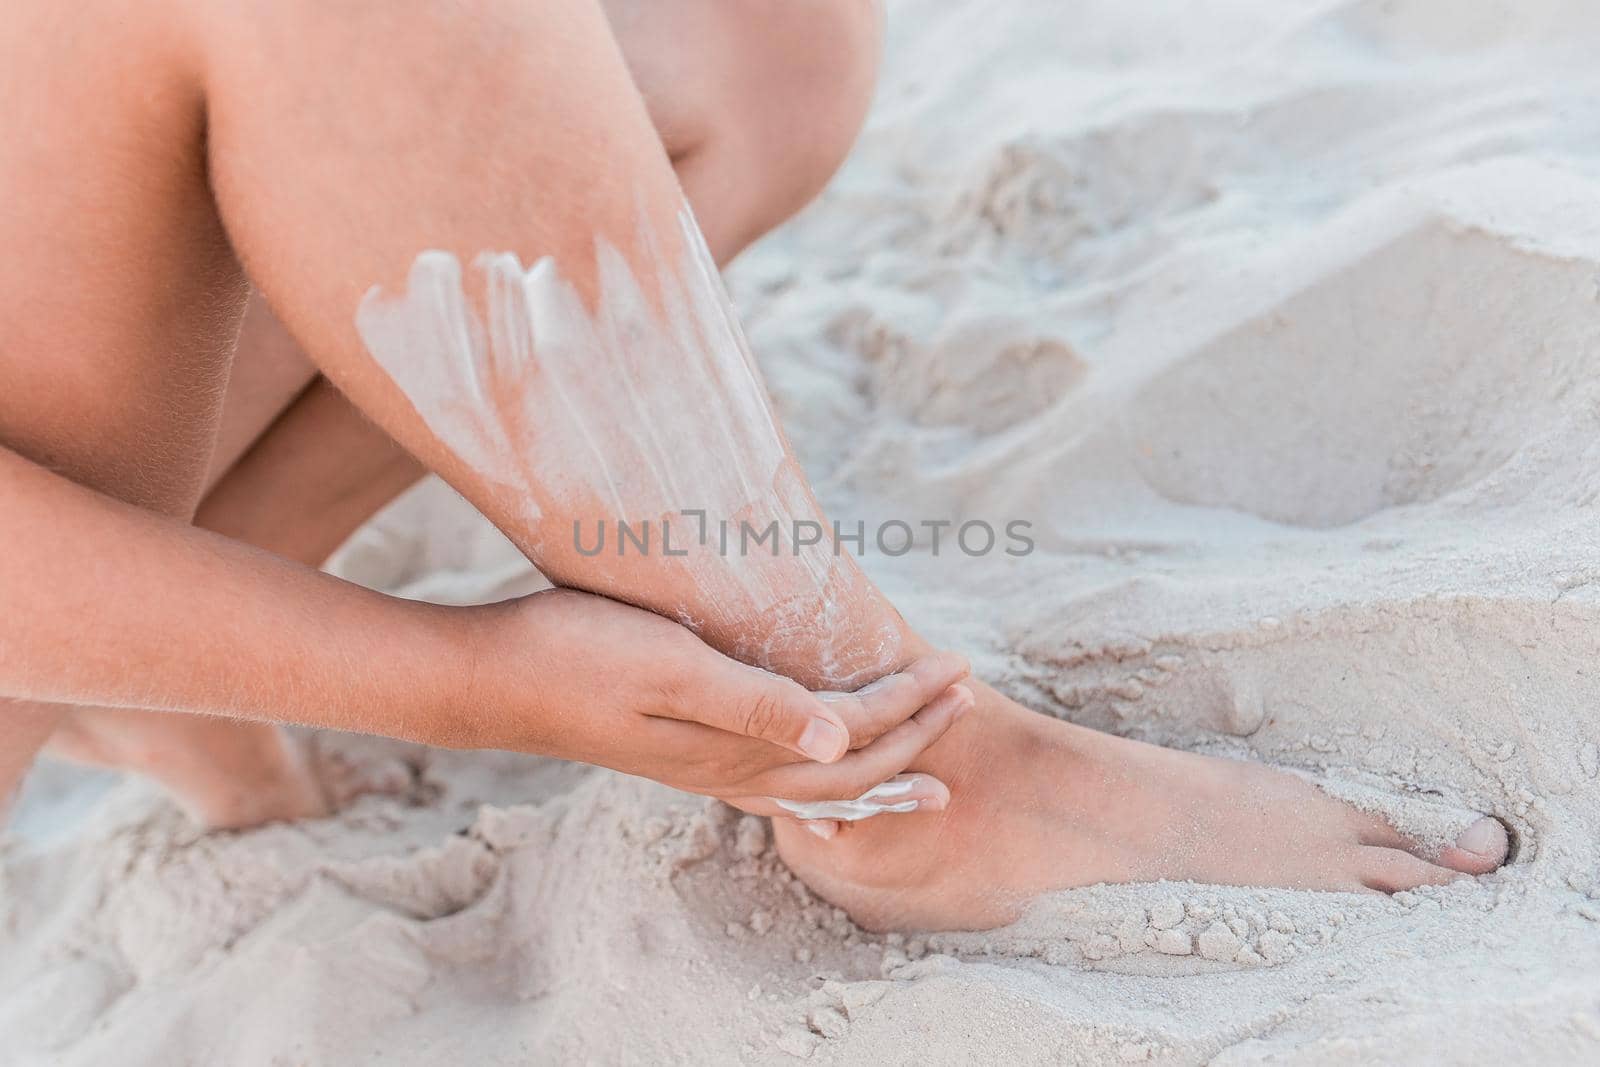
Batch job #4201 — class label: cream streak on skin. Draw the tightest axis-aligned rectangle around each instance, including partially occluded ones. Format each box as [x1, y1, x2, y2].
[354, 203, 901, 693]
[774, 774, 927, 821]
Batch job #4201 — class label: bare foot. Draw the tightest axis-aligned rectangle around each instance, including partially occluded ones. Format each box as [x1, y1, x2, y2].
[774, 685, 1509, 931]
[48, 709, 329, 829]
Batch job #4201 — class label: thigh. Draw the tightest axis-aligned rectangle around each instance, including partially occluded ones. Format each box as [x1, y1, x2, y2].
[0, 0, 249, 781]
[0, 1, 245, 514]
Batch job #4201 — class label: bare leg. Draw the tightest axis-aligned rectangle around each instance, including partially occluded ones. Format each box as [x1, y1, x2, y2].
[0, 0, 252, 822]
[36, 0, 878, 828]
[188, 0, 1504, 930]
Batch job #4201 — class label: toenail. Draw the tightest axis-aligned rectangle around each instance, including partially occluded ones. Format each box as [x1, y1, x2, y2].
[1456, 816, 1507, 857]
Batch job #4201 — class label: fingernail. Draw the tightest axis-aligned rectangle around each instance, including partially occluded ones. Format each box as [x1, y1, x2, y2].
[803, 820, 837, 840]
[949, 683, 974, 718]
[1455, 816, 1508, 858]
[798, 717, 847, 762]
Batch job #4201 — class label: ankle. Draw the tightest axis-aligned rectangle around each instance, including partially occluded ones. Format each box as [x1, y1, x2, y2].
[775, 686, 1058, 881]
[892, 680, 1061, 801]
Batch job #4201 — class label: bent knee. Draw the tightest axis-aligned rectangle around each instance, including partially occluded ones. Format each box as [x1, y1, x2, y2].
[619, 0, 881, 242]
[755, 3, 880, 157]
[723, 0, 882, 212]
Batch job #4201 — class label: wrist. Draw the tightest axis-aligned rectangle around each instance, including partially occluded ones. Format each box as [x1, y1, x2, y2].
[404, 590, 566, 754]
[373, 596, 489, 749]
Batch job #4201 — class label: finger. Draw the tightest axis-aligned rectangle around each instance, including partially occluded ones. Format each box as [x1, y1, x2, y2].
[819, 652, 972, 750]
[658, 656, 853, 763]
[729, 773, 952, 821]
[751, 683, 973, 802]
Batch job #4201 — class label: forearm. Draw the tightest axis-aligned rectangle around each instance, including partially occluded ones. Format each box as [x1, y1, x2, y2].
[0, 444, 466, 742]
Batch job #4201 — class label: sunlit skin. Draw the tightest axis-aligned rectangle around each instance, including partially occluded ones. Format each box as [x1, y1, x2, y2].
[2, 0, 967, 833]
[0, 0, 1505, 931]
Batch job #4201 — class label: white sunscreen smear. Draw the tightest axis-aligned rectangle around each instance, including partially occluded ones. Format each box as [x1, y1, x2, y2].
[774, 775, 925, 822]
[354, 202, 900, 688]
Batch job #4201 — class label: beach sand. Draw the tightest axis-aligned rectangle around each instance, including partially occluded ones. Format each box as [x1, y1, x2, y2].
[6, 0, 1600, 1062]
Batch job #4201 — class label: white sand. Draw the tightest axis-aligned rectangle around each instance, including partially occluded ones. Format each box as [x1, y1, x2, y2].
[7, 0, 1600, 1062]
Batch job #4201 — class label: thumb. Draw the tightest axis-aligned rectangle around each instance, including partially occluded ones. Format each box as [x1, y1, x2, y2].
[671, 657, 850, 763]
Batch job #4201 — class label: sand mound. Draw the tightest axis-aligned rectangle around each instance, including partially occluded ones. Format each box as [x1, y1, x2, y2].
[7, 1, 1600, 1063]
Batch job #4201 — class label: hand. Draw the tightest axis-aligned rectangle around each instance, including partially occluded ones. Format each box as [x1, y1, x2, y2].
[451, 588, 972, 818]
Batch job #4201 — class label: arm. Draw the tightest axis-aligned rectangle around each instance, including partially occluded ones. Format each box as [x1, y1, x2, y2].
[0, 442, 460, 740]
[0, 443, 970, 815]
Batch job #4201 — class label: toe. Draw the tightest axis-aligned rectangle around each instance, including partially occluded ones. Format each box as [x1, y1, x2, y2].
[1357, 846, 1462, 893]
[1435, 816, 1509, 875]
[1346, 807, 1412, 850]
[1347, 807, 1509, 878]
